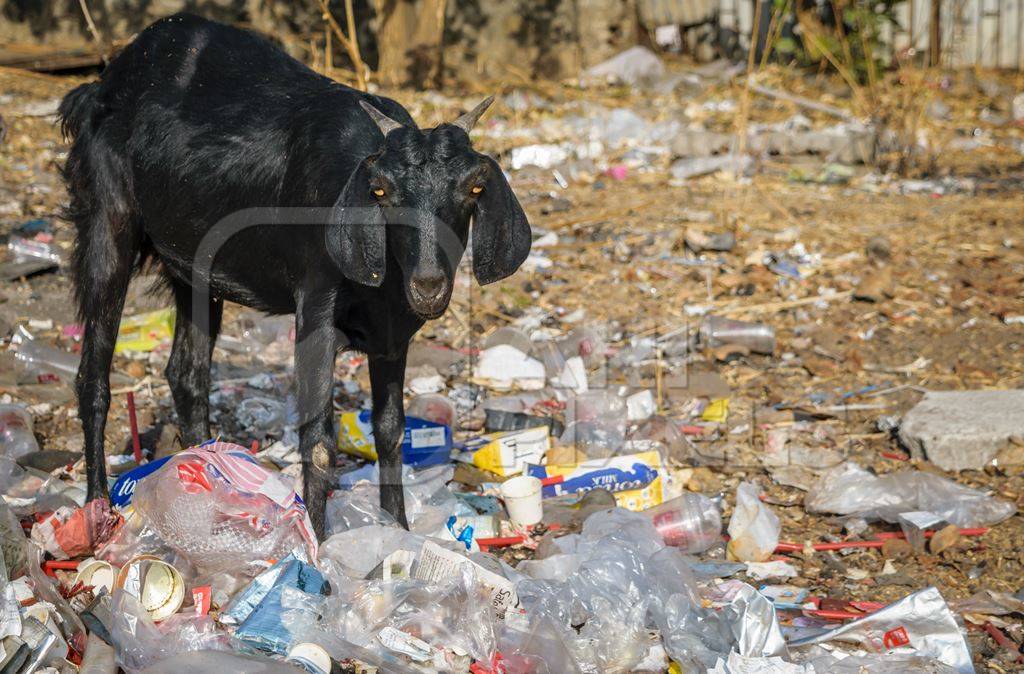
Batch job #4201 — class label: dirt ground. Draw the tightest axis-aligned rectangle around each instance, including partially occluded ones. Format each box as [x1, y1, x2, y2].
[1, 60, 1024, 671]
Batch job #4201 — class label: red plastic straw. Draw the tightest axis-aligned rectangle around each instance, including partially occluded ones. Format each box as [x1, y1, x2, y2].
[477, 524, 563, 552]
[42, 560, 81, 577]
[127, 392, 142, 463]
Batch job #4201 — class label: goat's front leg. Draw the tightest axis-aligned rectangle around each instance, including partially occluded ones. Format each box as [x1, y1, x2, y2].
[294, 288, 339, 540]
[368, 345, 409, 529]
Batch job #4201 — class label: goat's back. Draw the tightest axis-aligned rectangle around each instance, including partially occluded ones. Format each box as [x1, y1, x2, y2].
[59, 13, 411, 311]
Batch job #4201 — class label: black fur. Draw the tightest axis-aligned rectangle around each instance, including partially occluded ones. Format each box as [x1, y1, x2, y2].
[59, 13, 531, 537]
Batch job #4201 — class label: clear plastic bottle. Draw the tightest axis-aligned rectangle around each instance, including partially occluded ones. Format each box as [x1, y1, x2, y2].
[642, 492, 722, 553]
[0, 404, 40, 459]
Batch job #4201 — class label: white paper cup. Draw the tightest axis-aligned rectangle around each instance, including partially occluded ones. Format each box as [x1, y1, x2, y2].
[75, 558, 119, 594]
[500, 475, 544, 526]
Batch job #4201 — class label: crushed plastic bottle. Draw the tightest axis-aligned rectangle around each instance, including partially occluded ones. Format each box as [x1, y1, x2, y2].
[12, 326, 81, 384]
[698, 316, 776, 354]
[0, 404, 40, 459]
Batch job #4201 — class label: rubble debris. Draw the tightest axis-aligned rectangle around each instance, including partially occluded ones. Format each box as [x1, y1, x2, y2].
[899, 390, 1024, 471]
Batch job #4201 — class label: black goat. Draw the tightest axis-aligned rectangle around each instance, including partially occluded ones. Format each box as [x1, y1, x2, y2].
[59, 13, 531, 537]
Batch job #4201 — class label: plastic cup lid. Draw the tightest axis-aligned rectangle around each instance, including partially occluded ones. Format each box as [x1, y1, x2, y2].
[75, 560, 117, 594]
[287, 642, 331, 674]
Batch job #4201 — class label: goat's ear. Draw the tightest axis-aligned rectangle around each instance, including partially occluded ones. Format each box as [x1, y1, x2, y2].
[327, 161, 386, 286]
[472, 157, 531, 285]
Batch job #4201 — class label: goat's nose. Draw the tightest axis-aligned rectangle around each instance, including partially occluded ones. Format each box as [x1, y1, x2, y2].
[411, 274, 446, 300]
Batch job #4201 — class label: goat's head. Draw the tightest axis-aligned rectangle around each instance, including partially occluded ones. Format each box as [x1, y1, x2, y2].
[328, 96, 531, 319]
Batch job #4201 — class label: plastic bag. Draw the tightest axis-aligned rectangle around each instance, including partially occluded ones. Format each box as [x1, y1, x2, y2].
[131, 442, 317, 575]
[727, 482, 780, 562]
[30, 498, 122, 560]
[788, 586, 973, 673]
[325, 482, 398, 535]
[515, 509, 673, 673]
[805, 462, 1016, 527]
[138, 650, 299, 674]
[560, 390, 629, 458]
[334, 462, 458, 535]
[496, 617, 583, 674]
[319, 525, 426, 580]
[110, 590, 229, 673]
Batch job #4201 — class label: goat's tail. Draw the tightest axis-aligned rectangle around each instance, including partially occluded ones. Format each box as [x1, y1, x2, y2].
[58, 82, 102, 140]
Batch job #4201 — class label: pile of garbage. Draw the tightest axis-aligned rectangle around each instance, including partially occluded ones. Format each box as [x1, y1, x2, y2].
[0, 308, 1019, 673]
[3, 50, 1024, 674]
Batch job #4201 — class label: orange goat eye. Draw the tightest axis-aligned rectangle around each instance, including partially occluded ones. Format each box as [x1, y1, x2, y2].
[372, 188, 385, 197]
[471, 185, 484, 194]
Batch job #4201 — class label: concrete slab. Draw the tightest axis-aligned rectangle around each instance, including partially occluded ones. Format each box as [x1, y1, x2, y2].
[899, 390, 1024, 471]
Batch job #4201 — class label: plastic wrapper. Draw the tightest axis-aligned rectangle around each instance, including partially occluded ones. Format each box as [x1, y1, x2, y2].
[325, 482, 398, 535]
[234, 581, 327, 656]
[115, 308, 175, 353]
[805, 462, 1016, 527]
[559, 390, 628, 458]
[496, 617, 584, 674]
[320, 525, 426, 580]
[131, 442, 317, 575]
[514, 509, 683, 673]
[788, 586, 974, 673]
[464, 426, 550, 477]
[30, 498, 122, 560]
[0, 455, 79, 516]
[334, 462, 460, 536]
[708, 652, 809, 673]
[80, 631, 117, 674]
[799, 650, 960, 673]
[304, 567, 500, 670]
[96, 510, 180, 568]
[110, 590, 229, 673]
[138, 650, 300, 674]
[0, 404, 40, 459]
[727, 482, 780, 562]
[338, 410, 452, 467]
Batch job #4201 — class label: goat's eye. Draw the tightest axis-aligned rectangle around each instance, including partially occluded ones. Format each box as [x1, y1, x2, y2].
[372, 188, 385, 198]
[470, 185, 484, 195]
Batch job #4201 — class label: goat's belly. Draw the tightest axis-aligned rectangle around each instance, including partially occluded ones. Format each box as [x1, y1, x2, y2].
[153, 244, 297, 314]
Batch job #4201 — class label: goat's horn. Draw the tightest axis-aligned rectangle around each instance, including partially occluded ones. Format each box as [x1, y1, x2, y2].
[360, 100, 403, 136]
[452, 95, 494, 134]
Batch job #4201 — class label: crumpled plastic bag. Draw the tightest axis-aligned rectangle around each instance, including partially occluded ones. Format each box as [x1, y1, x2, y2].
[727, 482, 780, 562]
[110, 590, 229, 673]
[788, 586, 974, 674]
[805, 462, 1016, 527]
[131, 442, 317, 575]
[516, 509, 698, 674]
[30, 498, 122, 560]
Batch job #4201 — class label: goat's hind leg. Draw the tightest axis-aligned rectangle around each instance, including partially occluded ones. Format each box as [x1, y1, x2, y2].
[166, 280, 223, 447]
[67, 125, 142, 502]
[71, 210, 141, 502]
